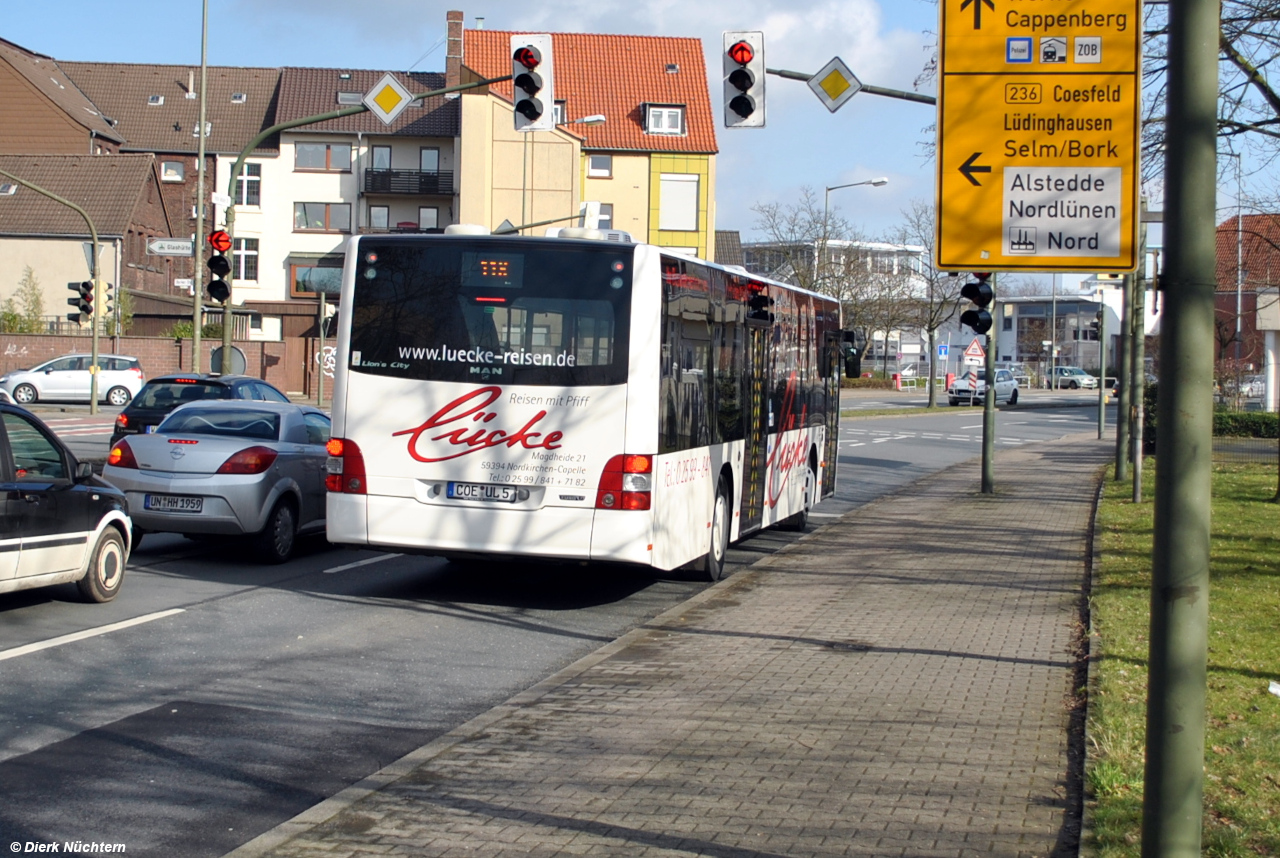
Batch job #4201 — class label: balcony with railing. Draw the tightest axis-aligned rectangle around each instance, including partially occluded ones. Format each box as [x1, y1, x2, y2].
[364, 169, 454, 196]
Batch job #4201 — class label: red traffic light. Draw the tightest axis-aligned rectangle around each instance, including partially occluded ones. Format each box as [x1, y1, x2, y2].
[513, 46, 541, 70]
[727, 40, 754, 66]
[208, 230, 232, 252]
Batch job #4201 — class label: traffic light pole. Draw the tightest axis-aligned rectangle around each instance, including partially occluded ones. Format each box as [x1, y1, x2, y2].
[1144, 0, 1218, 852]
[1116, 274, 1134, 480]
[1097, 303, 1107, 439]
[981, 274, 996, 494]
[219, 74, 512, 374]
[0, 167, 101, 414]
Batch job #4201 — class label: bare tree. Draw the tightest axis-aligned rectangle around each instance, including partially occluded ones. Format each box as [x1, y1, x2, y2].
[752, 189, 919, 373]
[894, 199, 965, 406]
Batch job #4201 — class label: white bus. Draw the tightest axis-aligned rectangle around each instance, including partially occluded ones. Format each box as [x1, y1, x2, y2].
[324, 231, 841, 580]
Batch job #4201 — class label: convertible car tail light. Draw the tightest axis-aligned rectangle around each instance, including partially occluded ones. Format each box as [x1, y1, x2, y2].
[107, 439, 138, 469]
[216, 446, 278, 475]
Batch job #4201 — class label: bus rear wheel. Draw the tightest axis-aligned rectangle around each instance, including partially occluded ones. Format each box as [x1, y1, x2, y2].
[700, 476, 730, 582]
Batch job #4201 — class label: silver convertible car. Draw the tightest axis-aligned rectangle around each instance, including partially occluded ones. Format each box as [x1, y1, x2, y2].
[102, 401, 331, 563]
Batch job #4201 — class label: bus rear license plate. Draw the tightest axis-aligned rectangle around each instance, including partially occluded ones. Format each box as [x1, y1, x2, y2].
[447, 482, 518, 503]
[145, 494, 203, 513]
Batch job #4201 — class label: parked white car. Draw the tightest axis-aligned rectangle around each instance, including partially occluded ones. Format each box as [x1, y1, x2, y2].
[948, 369, 1019, 406]
[0, 354, 145, 406]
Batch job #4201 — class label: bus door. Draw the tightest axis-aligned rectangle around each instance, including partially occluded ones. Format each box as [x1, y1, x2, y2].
[821, 329, 842, 497]
[739, 324, 769, 533]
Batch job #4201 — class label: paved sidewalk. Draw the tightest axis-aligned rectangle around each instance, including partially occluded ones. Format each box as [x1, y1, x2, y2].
[228, 434, 1110, 858]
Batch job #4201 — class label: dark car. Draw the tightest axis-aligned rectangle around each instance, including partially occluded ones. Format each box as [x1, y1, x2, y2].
[110, 374, 291, 447]
[1, 402, 132, 602]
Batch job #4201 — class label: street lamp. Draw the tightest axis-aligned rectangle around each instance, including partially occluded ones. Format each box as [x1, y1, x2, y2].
[562, 114, 606, 126]
[817, 177, 888, 286]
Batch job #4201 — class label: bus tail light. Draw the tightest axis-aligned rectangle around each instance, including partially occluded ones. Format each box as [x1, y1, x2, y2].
[326, 437, 367, 494]
[596, 454, 653, 511]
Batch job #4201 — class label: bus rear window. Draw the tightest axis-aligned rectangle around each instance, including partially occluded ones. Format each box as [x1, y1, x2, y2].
[347, 238, 632, 386]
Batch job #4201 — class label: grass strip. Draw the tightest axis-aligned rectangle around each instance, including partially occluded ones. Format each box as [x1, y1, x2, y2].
[1088, 461, 1280, 856]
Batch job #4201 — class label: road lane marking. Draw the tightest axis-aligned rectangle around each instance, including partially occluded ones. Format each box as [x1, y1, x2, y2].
[323, 554, 403, 574]
[0, 608, 184, 662]
[809, 513, 842, 518]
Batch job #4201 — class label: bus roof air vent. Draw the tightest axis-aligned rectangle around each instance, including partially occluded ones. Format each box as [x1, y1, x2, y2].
[444, 224, 492, 236]
[557, 228, 606, 241]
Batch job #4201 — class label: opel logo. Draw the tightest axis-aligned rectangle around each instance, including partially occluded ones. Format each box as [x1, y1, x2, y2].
[170, 448, 186, 460]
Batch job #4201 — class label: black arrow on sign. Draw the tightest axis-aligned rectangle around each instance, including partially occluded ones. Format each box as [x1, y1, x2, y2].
[959, 152, 992, 186]
[960, 0, 995, 29]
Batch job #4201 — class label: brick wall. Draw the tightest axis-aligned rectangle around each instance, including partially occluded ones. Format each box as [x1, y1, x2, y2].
[0, 333, 292, 392]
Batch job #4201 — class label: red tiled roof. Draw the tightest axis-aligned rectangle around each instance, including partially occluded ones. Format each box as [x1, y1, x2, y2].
[0, 154, 161, 237]
[60, 62, 281, 155]
[463, 30, 717, 154]
[276, 69, 458, 137]
[1216, 214, 1280, 291]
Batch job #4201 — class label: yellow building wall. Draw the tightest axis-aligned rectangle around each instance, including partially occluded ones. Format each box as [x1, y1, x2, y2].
[647, 153, 715, 260]
[581, 153, 650, 239]
[457, 92, 580, 234]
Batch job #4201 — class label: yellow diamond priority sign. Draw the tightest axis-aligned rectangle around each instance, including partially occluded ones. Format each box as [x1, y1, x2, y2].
[364, 74, 414, 126]
[807, 57, 862, 114]
[935, 0, 1142, 272]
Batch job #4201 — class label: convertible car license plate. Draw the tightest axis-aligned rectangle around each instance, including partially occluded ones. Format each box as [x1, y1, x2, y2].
[145, 494, 203, 513]
[447, 482, 517, 503]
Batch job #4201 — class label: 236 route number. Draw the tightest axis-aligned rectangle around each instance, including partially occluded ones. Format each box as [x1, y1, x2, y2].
[1004, 83, 1042, 104]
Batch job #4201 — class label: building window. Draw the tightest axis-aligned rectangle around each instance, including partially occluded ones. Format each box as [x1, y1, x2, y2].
[587, 154, 612, 178]
[291, 263, 344, 298]
[233, 238, 259, 281]
[598, 203, 614, 230]
[148, 95, 164, 106]
[160, 161, 185, 182]
[235, 163, 261, 206]
[419, 148, 439, 173]
[553, 101, 566, 124]
[371, 145, 391, 170]
[418, 207, 439, 230]
[369, 205, 389, 229]
[231, 92, 247, 104]
[294, 202, 351, 232]
[646, 105, 685, 135]
[658, 173, 699, 231]
[336, 91, 362, 105]
[295, 142, 352, 171]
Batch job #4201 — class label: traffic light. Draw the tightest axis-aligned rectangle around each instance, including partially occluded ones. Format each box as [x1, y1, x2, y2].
[207, 253, 231, 303]
[960, 272, 993, 335]
[511, 34, 554, 132]
[101, 282, 115, 317]
[66, 281, 85, 323]
[723, 31, 765, 128]
[747, 290, 775, 325]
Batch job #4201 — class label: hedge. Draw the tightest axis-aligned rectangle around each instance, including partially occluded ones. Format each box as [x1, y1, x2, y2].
[1142, 383, 1278, 449]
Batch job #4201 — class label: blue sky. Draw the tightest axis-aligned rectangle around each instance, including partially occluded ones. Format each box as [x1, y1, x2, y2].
[7, 0, 941, 241]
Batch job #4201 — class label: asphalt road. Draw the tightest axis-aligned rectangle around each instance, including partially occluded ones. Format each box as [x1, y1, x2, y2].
[0, 402, 1110, 856]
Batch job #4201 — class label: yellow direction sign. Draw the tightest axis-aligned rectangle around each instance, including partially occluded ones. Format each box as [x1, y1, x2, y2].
[935, 0, 1142, 272]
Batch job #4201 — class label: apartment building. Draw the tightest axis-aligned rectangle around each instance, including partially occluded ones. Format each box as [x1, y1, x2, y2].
[459, 21, 719, 258]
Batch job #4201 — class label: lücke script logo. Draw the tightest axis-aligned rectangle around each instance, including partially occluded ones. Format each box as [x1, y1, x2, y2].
[393, 387, 565, 463]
